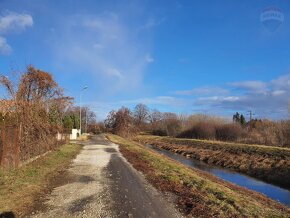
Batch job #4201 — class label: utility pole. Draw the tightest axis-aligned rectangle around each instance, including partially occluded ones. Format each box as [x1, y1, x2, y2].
[288, 100, 290, 116]
[79, 86, 88, 135]
[85, 107, 88, 134]
[247, 110, 255, 121]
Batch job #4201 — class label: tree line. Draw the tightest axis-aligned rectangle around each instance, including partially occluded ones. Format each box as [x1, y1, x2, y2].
[104, 103, 290, 147]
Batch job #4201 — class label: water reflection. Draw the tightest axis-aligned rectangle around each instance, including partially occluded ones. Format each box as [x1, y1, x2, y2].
[146, 144, 290, 206]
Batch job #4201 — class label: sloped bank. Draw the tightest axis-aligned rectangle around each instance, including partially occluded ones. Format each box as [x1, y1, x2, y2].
[134, 135, 290, 189]
[107, 134, 290, 217]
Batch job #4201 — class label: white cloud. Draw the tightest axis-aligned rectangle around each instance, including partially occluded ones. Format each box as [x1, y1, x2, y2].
[193, 74, 290, 118]
[230, 80, 267, 93]
[86, 73, 290, 120]
[85, 73, 290, 120]
[0, 11, 33, 56]
[0, 11, 33, 34]
[271, 74, 290, 90]
[272, 90, 285, 96]
[175, 86, 228, 96]
[223, 96, 240, 102]
[195, 96, 241, 105]
[0, 36, 12, 55]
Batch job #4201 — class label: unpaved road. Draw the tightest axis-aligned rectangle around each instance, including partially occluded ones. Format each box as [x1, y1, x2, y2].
[30, 134, 182, 218]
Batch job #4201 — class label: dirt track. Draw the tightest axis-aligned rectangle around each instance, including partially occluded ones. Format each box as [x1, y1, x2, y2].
[30, 134, 182, 218]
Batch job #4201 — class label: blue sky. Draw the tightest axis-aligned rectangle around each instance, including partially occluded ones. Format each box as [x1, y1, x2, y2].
[0, 0, 289, 120]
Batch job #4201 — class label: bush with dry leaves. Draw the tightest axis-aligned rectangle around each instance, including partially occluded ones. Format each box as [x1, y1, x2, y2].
[0, 65, 72, 161]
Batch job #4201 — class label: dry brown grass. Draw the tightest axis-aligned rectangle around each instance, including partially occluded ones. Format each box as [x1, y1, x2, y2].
[107, 134, 290, 217]
[135, 134, 290, 189]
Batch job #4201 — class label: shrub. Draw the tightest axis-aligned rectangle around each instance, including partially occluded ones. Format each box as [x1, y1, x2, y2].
[151, 129, 167, 136]
[163, 115, 182, 136]
[216, 123, 243, 141]
[0, 66, 72, 161]
[274, 120, 290, 147]
[178, 122, 216, 140]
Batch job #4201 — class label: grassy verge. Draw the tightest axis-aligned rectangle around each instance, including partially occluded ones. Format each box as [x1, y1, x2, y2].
[107, 134, 290, 217]
[0, 143, 82, 216]
[134, 134, 290, 189]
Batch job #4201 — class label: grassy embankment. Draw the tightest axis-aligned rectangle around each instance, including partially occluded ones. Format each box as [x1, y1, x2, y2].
[0, 143, 82, 216]
[134, 134, 290, 189]
[107, 134, 290, 217]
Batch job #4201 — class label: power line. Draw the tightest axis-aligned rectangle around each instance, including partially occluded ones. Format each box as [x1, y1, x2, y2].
[247, 110, 255, 121]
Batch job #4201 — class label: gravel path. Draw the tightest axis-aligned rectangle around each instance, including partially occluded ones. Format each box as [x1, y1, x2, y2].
[30, 134, 182, 218]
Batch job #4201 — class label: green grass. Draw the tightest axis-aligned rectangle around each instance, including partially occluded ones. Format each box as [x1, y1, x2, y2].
[0, 143, 82, 215]
[108, 134, 290, 217]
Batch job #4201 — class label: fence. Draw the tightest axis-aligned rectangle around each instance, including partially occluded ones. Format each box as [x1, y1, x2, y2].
[0, 125, 69, 169]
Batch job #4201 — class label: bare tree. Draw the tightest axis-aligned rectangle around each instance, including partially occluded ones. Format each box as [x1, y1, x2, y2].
[162, 112, 181, 137]
[149, 109, 162, 124]
[133, 103, 149, 128]
[147, 109, 163, 134]
[104, 110, 117, 131]
[105, 107, 135, 137]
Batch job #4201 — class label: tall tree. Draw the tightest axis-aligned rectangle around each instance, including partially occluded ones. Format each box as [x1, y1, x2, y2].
[233, 112, 246, 126]
[133, 103, 149, 127]
[233, 112, 240, 123]
[149, 109, 162, 124]
[105, 107, 135, 137]
[240, 114, 246, 126]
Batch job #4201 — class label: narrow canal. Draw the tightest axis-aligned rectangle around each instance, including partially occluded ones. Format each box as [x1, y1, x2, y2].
[145, 144, 290, 206]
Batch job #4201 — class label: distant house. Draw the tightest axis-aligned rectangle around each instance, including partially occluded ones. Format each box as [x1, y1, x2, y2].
[0, 99, 16, 116]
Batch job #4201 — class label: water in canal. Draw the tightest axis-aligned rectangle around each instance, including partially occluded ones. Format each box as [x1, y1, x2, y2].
[145, 144, 290, 206]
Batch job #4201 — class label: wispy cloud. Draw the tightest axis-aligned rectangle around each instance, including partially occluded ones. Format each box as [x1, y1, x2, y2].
[140, 17, 165, 29]
[193, 74, 290, 118]
[52, 11, 153, 93]
[0, 11, 33, 55]
[271, 74, 290, 89]
[175, 86, 229, 96]
[195, 96, 240, 104]
[229, 80, 268, 93]
[145, 54, 154, 63]
[120, 96, 185, 106]
[0, 36, 12, 55]
[89, 73, 290, 120]
[83, 73, 290, 120]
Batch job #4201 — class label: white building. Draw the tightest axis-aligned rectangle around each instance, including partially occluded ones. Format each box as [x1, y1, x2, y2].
[70, 129, 81, 140]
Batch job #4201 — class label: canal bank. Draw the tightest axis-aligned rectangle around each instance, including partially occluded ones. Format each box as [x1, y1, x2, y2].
[145, 144, 290, 206]
[107, 134, 290, 217]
